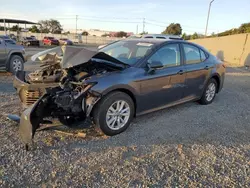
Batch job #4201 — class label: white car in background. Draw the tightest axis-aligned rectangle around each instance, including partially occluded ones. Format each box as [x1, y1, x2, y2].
[98, 34, 183, 49]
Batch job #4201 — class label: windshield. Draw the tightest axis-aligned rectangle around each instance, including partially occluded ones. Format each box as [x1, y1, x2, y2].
[99, 40, 154, 65]
[5, 39, 15, 44]
[48, 37, 55, 40]
[26, 37, 33, 40]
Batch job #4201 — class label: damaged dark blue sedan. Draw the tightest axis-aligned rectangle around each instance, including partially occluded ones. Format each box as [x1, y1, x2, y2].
[14, 39, 225, 147]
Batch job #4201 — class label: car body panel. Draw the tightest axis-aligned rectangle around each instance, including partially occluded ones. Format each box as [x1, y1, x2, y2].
[134, 66, 186, 113]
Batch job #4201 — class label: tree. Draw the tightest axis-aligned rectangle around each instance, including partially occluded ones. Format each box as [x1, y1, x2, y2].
[82, 31, 89, 36]
[238, 23, 250, 33]
[63, 31, 70, 35]
[38, 19, 62, 34]
[0, 26, 5, 31]
[162, 23, 182, 35]
[139, 31, 148, 35]
[10, 25, 21, 32]
[115, 31, 127, 38]
[101, 33, 110, 37]
[190, 32, 198, 40]
[182, 33, 186, 40]
[29, 25, 40, 33]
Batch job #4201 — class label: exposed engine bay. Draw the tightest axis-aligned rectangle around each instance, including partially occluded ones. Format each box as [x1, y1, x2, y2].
[15, 46, 128, 148]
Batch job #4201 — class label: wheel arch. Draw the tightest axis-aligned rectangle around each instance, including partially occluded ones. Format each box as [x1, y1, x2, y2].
[210, 73, 221, 93]
[92, 86, 138, 117]
[6, 52, 24, 70]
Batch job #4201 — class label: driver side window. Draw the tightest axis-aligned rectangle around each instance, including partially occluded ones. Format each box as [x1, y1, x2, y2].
[148, 44, 181, 68]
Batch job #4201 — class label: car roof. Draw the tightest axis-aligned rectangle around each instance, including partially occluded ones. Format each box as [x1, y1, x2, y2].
[123, 38, 170, 44]
[122, 38, 185, 45]
[121, 38, 209, 52]
[143, 34, 181, 38]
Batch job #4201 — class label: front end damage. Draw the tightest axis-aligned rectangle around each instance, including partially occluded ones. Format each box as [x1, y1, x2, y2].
[16, 46, 127, 147]
[19, 84, 101, 147]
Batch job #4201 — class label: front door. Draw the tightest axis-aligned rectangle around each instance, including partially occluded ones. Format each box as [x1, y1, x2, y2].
[182, 43, 211, 98]
[137, 43, 186, 113]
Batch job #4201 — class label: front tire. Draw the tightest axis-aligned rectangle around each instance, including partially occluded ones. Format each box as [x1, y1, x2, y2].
[93, 92, 135, 136]
[199, 78, 217, 105]
[9, 55, 24, 74]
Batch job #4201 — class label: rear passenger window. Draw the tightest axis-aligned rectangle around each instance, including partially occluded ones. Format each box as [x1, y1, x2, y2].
[183, 44, 202, 64]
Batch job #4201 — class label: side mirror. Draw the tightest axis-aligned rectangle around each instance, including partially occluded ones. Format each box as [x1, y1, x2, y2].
[146, 61, 163, 74]
[149, 61, 164, 69]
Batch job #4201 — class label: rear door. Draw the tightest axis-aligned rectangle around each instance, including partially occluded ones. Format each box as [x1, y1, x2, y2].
[0, 40, 7, 66]
[137, 43, 186, 113]
[182, 43, 211, 98]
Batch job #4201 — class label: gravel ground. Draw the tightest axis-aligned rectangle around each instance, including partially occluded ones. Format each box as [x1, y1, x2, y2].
[0, 67, 250, 187]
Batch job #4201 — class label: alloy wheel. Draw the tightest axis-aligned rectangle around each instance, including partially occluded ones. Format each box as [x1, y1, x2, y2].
[12, 59, 22, 72]
[106, 100, 131, 130]
[205, 83, 216, 102]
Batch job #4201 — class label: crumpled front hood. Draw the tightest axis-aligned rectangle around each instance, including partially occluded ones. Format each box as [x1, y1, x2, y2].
[31, 46, 127, 69]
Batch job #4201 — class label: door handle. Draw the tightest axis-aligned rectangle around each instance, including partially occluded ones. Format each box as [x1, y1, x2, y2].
[204, 66, 209, 70]
[177, 70, 185, 75]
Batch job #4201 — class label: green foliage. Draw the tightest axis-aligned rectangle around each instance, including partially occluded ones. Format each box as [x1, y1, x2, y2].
[0, 26, 5, 31]
[38, 19, 62, 34]
[10, 25, 21, 32]
[191, 32, 199, 40]
[29, 25, 40, 33]
[101, 33, 110, 37]
[115, 31, 127, 38]
[64, 31, 70, 35]
[162, 23, 182, 35]
[217, 22, 250, 37]
[238, 23, 250, 33]
[139, 31, 148, 35]
[82, 31, 89, 36]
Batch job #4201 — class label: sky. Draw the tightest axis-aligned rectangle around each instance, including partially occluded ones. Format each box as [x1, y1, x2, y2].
[0, 0, 249, 35]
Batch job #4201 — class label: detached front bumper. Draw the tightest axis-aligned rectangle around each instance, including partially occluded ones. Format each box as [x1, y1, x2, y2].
[13, 71, 59, 108]
[19, 94, 50, 147]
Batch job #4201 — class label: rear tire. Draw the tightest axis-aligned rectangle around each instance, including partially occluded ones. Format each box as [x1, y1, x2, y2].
[199, 78, 217, 105]
[93, 91, 135, 136]
[9, 55, 24, 74]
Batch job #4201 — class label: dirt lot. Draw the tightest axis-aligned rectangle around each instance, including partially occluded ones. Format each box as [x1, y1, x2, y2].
[0, 66, 250, 187]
